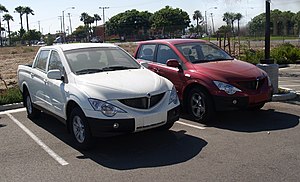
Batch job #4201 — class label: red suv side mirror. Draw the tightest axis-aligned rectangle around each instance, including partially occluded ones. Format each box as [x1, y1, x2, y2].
[166, 59, 180, 68]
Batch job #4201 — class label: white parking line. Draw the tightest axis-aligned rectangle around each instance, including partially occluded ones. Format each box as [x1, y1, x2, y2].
[6, 113, 69, 166]
[176, 121, 206, 130]
[0, 108, 26, 115]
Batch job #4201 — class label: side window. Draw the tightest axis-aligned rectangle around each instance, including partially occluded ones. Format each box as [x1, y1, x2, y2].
[157, 45, 179, 65]
[48, 51, 63, 72]
[136, 44, 155, 61]
[34, 50, 49, 71]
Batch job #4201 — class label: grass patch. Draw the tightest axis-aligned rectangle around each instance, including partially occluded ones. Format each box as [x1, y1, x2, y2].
[0, 87, 23, 105]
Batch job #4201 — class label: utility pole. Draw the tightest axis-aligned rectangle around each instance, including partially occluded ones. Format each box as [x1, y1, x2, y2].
[58, 16, 63, 34]
[38, 21, 40, 32]
[99, 7, 109, 42]
[211, 13, 215, 35]
[68, 13, 72, 35]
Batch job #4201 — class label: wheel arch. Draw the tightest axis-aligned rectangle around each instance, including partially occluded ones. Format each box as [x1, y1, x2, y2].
[182, 82, 213, 112]
[65, 100, 81, 132]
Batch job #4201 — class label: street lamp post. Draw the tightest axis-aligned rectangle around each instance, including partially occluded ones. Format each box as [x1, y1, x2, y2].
[99, 7, 109, 42]
[205, 7, 217, 35]
[62, 7, 75, 42]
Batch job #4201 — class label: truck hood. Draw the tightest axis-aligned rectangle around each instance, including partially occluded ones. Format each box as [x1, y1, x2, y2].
[191, 59, 265, 81]
[75, 68, 171, 100]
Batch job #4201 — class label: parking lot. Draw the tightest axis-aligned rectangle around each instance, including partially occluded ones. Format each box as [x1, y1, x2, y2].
[0, 102, 300, 182]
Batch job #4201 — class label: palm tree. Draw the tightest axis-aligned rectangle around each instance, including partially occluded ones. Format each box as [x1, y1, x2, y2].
[223, 12, 235, 33]
[0, 4, 8, 47]
[94, 14, 101, 26]
[15, 6, 25, 30]
[193, 10, 203, 35]
[80, 12, 90, 40]
[3, 13, 13, 45]
[235, 13, 243, 36]
[24, 6, 34, 31]
[223, 12, 232, 26]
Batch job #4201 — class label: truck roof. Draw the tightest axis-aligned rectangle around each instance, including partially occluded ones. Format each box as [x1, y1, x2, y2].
[40, 43, 117, 51]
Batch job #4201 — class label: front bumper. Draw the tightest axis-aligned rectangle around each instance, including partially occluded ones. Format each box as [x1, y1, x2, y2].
[212, 91, 273, 111]
[87, 106, 180, 137]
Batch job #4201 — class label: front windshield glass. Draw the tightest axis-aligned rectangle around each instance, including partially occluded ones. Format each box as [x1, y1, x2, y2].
[65, 47, 141, 75]
[175, 42, 233, 64]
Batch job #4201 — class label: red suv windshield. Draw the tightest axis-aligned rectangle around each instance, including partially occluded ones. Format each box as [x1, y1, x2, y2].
[175, 42, 233, 63]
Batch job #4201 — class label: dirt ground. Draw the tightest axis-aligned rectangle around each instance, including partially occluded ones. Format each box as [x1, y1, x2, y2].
[0, 43, 137, 90]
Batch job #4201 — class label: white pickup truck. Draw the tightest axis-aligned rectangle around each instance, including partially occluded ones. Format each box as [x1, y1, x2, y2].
[18, 43, 180, 149]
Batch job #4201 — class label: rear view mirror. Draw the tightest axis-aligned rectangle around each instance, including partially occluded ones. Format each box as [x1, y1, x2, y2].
[47, 69, 63, 80]
[166, 59, 180, 68]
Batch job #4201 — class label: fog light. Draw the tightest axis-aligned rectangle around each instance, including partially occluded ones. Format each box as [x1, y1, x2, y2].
[113, 123, 119, 129]
[232, 100, 237, 104]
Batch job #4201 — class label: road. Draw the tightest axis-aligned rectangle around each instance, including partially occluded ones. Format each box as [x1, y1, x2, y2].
[0, 102, 299, 182]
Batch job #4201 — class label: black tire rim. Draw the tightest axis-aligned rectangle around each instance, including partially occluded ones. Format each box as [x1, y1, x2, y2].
[191, 92, 206, 119]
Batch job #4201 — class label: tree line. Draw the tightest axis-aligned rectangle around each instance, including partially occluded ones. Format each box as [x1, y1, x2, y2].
[248, 9, 300, 37]
[2, 3, 300, 46]
[0, 4, 39, 46]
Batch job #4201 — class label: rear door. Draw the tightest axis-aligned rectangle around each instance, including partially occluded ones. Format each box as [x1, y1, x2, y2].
[31, 50, 50, 109]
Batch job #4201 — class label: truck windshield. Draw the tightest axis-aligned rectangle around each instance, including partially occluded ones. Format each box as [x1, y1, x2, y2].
[65, 47, 141, 75]
[175, 42, 233, 64]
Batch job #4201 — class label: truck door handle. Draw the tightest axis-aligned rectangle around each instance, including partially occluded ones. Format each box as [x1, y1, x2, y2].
[43, 79, 48, 84]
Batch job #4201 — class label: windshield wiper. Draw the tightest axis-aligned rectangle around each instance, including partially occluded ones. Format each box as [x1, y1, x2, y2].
[209, 58, 234, 61]
[76, 68, 103, 75]
[102, 66, 138, 71]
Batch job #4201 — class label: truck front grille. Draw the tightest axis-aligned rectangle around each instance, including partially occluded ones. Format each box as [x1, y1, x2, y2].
[119, 92, 165, 109]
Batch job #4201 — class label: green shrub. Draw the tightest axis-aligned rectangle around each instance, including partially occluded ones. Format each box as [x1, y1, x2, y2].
[271, 43, 300, 64]
[239, 49, 264, 65]
[239, 43, 300, 65]
[0, 88, 23, 105]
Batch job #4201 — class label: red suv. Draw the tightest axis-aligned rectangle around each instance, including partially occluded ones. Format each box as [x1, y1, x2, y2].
[134, 39, 273, 122]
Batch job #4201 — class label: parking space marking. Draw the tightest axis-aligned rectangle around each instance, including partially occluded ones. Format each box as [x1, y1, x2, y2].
[0, 108, 26, 115]
[176, 121, 206, 130]
[6, 113, 69, 166]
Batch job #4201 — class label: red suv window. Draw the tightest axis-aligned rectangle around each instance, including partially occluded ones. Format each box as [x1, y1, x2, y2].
[136, 44, 155, 61]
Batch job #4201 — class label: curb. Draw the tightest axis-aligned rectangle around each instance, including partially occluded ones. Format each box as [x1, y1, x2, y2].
[272, 87, 299, 102]
[0, 102, 24, 112]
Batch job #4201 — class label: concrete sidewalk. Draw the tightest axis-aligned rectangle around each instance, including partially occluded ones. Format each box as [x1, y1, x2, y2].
[279, 64, 300, 94]
[274, 64, 300, 103]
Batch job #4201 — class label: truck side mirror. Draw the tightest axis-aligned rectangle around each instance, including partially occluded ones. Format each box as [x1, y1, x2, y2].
[47, 69, 63, 80]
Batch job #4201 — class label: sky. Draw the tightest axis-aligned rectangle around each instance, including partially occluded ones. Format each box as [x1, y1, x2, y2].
[1, 0, 300, 35]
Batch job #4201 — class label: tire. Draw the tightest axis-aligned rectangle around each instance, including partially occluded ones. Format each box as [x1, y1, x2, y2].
[69, 107, 94, 149]
[187, 88, 214, 123]
[24, 91, 41, 119]
[249, 103, 265, 111]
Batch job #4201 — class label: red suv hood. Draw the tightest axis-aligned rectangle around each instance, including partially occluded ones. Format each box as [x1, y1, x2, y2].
[191, 60, 265, 81]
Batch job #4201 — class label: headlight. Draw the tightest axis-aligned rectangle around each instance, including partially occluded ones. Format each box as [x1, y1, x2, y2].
[88, 98, 126, 117]
[169, 86, 178, 105]
[213, 81, 241, 95]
